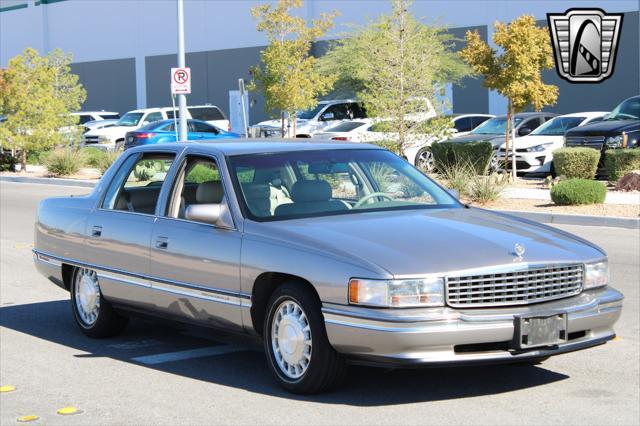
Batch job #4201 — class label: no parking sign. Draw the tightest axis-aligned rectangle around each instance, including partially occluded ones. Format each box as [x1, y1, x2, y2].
[171, 67, 191, 95]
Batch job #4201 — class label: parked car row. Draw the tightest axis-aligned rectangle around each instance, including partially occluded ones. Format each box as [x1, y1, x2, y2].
[80, 105, 229, 151]
[70, 95, 639, 175]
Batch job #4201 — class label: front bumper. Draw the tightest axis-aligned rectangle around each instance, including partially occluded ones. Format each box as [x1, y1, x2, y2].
[496, 151, 552, 173]
[323, 287, 622, 366]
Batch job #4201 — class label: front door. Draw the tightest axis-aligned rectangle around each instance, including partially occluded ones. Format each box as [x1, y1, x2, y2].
[149, 154, 244, 330]
[86, 152, 176, 309]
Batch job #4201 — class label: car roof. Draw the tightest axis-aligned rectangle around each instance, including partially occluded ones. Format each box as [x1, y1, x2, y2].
[490, 112, 558, 119]
[130, 140, 382, 156]
[450, 113, 495, 118]
[72, 111, 119, 115]
[317, 99, 359, 105]
[556, 111, 609, 118]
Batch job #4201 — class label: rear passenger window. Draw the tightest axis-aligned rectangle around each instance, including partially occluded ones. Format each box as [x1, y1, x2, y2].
[188, 107, 226, 121]
[102, 154, 175, 214]
[454, 117, 473, 132]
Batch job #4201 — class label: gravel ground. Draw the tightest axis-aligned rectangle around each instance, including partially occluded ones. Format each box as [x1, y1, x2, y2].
[480, 198, 640, 218]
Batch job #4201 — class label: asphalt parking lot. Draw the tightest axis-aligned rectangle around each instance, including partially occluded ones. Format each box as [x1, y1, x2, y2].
[1, 181, 638, 425]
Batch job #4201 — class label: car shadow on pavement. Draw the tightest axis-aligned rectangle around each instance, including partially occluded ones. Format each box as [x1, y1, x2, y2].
[0, 300, 570, 406]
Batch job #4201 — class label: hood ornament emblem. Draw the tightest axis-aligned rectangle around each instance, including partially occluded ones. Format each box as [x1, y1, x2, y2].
[513, 243, 526, 260]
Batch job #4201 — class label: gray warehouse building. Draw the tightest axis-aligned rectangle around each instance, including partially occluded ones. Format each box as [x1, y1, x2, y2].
[1, 0, 638, 124]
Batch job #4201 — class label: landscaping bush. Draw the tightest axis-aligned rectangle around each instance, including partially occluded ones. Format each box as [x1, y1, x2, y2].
[0, 152, 17, 171]
[431, 141, 493, 175]
[615, 172, 640, 192]
[82, 147, 107, 168]
[469, 172, 510, 204]
[550, 179, 606, 205]
[44, 149, 86, 176]
[604, 149, 640, 182]
[96, 151, 120, 176]
[26, 150, 48, 165]
[552, 147, 599, 179]
[437, 160, 475, 198]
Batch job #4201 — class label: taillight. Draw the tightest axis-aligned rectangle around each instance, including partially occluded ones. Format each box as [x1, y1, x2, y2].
[136, 132, 155, 139]
[332, 136, 349, 141]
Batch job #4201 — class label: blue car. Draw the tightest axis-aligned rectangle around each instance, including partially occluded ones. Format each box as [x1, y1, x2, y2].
[124, 119, 240, 149]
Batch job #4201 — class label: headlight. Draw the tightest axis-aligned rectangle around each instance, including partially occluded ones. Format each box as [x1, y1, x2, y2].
[526, 142, 554, 152]
[348, 277, 444, 307]
[606, 135, 623, 148]
[584, 260, 609, 289]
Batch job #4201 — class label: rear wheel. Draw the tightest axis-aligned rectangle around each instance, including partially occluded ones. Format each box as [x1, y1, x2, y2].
[70, 267, 128, 338]
[114, 140, 125, 152]
[415, 147, 434, 173]
[264, 282, 347, 394]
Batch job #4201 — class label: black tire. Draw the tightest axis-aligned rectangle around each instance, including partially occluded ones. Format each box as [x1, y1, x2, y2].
[70, 267, 128, 338]
[115, 140, 125, 152]
[415, 147, 434, 173]
[263, 281, 347, 394]
[550, 161, 557, 178]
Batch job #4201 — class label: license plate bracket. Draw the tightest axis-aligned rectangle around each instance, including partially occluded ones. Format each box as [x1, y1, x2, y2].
[514, 313, 568, 349]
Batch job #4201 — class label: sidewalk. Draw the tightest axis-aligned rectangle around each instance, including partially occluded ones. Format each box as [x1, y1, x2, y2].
[502, 187, 640, 206]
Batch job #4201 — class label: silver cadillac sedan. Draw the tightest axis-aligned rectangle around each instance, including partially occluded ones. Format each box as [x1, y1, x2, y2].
[33, 141, 623, 394]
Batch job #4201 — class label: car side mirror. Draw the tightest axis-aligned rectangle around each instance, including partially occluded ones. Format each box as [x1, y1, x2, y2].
[447, 189, 460, 200]
[321, 112, 334, 121]
[185, 203, 234, 229]
[518, 127, 533, 136]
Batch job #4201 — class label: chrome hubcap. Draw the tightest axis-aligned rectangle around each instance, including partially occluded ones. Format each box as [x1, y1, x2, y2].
[271, 300, 312, 379]
[74, 268, 100, 326]
[417, 150, 434, 172]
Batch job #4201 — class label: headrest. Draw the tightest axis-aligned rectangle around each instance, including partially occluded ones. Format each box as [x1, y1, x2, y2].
[196, 181, 224, 203]
[291, 180, 331, 202]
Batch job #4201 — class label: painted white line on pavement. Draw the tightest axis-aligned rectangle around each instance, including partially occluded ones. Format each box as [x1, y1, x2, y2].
[132, 345, 246, 365]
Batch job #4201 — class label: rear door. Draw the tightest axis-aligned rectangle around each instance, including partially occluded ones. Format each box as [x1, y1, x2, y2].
[85, 151, 176, 309]
[149, 152, 244, 329]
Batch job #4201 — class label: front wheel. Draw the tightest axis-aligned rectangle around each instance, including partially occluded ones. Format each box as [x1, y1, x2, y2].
[70, 267, 128, 338]
[264, 282, 347, 394]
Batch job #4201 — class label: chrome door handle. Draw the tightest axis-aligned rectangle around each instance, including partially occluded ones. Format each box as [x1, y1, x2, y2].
[91, 226, 102, 237]
[155, 237, 169, 249]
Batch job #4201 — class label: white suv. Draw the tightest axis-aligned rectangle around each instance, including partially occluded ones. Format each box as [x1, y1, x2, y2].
[82, 105, 228, 151]
[252, 99, 367, 138]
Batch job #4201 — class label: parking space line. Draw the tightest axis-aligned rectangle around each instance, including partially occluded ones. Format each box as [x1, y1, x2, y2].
[131, 345, 248, 365]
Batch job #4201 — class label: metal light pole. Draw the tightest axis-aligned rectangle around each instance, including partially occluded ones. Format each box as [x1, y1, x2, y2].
[176, 0, 188, 141]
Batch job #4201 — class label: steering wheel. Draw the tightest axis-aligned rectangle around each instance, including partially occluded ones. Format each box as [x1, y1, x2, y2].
[354, 192, 394, 208]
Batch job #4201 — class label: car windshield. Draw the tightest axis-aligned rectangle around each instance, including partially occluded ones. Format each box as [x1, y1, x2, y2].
[229, 149, 459, 221]
[116, 113, 144, 127]
[471, 116, 524, 134]
[607, 98, 640, 121]
[531, 117, 586, 135]
[297, 104, 326, 120]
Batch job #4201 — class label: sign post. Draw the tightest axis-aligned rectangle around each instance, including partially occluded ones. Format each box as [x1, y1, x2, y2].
[175, 0, 188, 141]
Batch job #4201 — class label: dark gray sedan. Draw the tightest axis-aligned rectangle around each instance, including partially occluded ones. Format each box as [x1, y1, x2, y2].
[33, 141, 623, 393]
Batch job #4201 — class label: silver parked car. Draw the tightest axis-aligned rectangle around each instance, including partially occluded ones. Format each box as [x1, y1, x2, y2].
[33, 141, 623, 393]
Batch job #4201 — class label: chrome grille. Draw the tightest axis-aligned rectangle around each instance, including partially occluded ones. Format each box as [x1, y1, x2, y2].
[446, 264, 583, 308]
[565, 136, 605, 150]
[83, 135, 100, 144]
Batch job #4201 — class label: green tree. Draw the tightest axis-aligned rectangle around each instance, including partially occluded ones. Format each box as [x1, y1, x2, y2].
[249, 0, 338, 137]
[317, 0, 468, 156]
[461, 15, 558, 179]
[0, 48, 86, 171]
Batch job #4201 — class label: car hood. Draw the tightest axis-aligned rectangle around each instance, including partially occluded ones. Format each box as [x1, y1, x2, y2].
[567, 119, 640, 136]
[447, 133, 504, 145]
[255, 118, 310, 128]
[503, 135, 564, 149]
[246, 208, 604, 277]
[86, 125, 136, 136]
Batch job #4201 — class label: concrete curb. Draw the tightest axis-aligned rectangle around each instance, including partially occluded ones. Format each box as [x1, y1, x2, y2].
[0, 175, 97, 188]
[503, 210, 639, 230]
